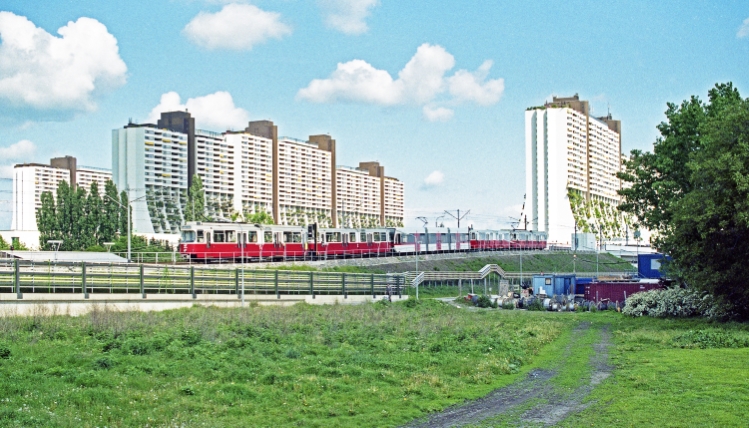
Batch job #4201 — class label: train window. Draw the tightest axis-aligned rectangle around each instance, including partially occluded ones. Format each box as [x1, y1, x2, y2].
[325, 232, 341, 242]
[197, 230, 205, 243]
[226, 231, 235, 242]
[214, 231, 225, 243]
[249, 231, 258, 243]
[360, 232, 367, 242]
[349, 232, 356, 242]
[292, 232, 301, 243]
[181, 230, 196, 243]
[264, 231, 272, 243]
[372, 232, 379, 242]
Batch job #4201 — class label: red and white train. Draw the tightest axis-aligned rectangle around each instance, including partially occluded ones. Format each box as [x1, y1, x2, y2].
[178, 222, 547, 260]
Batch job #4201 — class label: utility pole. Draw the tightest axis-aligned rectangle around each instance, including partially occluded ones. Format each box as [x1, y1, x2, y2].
[444, 209, 470, 229]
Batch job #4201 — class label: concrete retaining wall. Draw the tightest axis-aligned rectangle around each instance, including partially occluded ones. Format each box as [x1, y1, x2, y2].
[0, 293, 408, 316]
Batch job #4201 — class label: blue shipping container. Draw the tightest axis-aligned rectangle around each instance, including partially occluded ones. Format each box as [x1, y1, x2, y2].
[532, 275, 576, 296]
[638, 254, 670, 279]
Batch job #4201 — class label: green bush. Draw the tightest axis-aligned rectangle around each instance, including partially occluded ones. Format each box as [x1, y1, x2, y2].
[526, 299, 544, 311]
[476, 295, 494, 308]
[589, 305, 598, 313]
[623, 288, 726, 319]
[0, 344, 10, 359]
[501, 301, 515, 310]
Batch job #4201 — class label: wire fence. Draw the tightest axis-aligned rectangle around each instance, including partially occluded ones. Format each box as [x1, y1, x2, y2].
[0, 260, 405, 299]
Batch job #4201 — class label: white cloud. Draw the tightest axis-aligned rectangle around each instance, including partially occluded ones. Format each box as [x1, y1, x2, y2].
[423, 106, 454, 122]
[0, 12, 127, 115]
[319, 0, 379, 35]
[423, 170, 445, 187]
[738, 17, 749, 38]
[183, 3, 292, 50]
[147, 91, 250, 130]
[0, 140, 36, 178]
[447, 60, 504, 106]
[298, 43, 504, 121]
[298, 43, 454, 106]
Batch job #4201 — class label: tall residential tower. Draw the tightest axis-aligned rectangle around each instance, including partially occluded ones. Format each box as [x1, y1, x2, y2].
[525, 95, 623, 246]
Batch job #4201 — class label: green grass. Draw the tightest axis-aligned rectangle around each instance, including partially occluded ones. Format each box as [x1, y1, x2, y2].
[1, 305, 748, 427]
[0, 302, 577, 427]
[291, 252, 635, 275]
[560, 315, 749, 427]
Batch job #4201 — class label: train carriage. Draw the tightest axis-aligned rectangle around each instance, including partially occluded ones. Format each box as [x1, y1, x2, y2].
[315, 228, 392, 257]
[391, 228, 471, 254]
[180, 222, 307, 260]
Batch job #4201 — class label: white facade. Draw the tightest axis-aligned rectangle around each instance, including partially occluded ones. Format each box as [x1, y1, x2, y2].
[11, 164, 71, 231]
[112, 125, 188, 234]
[196, 130, 235, 219]
[526, 104, 622, 246]
[336, 166, 380, 227]
[383, 177, 405, 226]
[8, 162, 110, 248]
[224, 132, 273, 217]
[277, 137, 332, 226]
[76, 166, 112, 195]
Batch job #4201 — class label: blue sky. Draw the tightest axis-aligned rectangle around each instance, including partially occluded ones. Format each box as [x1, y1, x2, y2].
[1, 0, 748, 230]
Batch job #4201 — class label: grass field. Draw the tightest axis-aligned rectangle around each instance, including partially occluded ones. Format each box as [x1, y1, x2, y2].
[0, 303, 747, 427]
[347, 252, 635, 275]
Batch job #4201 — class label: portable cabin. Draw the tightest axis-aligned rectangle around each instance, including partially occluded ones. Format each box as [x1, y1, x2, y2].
[532, 274, 576, 297]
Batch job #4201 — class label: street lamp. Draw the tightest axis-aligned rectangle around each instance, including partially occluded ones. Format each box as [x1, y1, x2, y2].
[105, 190, 147, 263]
[47, 240, 63, 262]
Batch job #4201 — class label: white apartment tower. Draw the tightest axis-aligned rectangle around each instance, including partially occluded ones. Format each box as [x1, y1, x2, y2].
[525, 95, 622, 246]
[11, 157, 112, 233]
[112, 124, 189, 234]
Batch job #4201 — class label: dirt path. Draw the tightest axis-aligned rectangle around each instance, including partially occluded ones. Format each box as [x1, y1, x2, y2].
[402, 323, 612, 428]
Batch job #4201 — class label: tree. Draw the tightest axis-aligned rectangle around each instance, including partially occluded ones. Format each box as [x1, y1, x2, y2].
[246, 209, 274, 225]
[82, 182, 102, 249]
[618, 82, 749, 319]
[184, 174, 208, 222]
[119, 190, 130, 236]
[100, 180, 121, 243]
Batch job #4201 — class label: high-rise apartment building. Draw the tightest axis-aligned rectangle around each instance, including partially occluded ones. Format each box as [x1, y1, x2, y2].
[10, 156, 112, 233]
[525, 95, 622, 246]
[112, 123, 189, 234]
[112, 112, 405, 235]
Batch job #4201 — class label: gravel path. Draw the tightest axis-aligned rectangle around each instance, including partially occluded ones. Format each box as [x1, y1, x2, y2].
[402, 322, 613, 428]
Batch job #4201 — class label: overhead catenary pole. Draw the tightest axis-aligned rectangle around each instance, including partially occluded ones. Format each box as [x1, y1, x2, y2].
[444, 209, 470, 229]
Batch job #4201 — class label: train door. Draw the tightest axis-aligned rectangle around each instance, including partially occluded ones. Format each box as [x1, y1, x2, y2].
[436, 233, 442, 251]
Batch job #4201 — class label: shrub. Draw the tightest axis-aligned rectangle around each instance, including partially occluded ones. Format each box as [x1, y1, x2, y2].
[623, 288, 726, 319]
[476, 295, 493, 308]
[526, 299, 544, 311]
[589, 305, 597, 313]
[501, 301, 515, 310]
[0, 344, 10, 359]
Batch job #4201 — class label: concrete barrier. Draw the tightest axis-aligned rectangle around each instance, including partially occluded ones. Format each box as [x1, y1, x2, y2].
[0, 293, 408, 316]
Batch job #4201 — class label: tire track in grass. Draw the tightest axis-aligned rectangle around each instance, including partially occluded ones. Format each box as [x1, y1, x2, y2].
[519, 324, 612, 426]
[402, 322, 596, 428]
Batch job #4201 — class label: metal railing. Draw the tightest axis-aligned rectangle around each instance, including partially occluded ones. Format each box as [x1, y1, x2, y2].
[0, 260, 405, 300]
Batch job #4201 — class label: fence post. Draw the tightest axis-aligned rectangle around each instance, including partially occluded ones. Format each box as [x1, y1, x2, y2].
[190, 266, 196, 299]
[370, 273, 375, 298]
[235, 269, 240, 299]
[140, 264, 145, 299]
[82, 262, 88, 299]
[397, 276, 402, 299]
[275, 270, 280, 299]
[342, 272, 347, 299]
[14, 259, 21, 299]
[309, 271, 315, 299]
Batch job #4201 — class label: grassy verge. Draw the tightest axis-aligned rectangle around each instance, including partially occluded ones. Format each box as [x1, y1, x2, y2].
[559, 314, 749, 427]
[0, 302, 579, 427]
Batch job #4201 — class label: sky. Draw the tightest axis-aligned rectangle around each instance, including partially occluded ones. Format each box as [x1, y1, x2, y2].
[1, 0, 748, 230]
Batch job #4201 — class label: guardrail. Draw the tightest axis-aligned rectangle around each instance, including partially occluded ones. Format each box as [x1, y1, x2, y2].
[0, 260, 405, 300]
